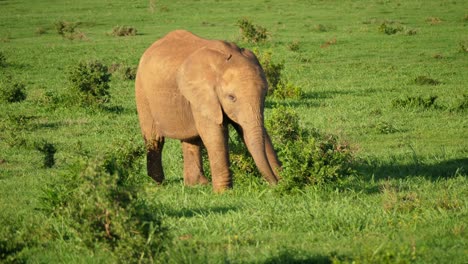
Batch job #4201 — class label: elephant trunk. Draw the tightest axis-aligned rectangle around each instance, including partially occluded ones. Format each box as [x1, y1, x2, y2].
[243, 125, 279, 185]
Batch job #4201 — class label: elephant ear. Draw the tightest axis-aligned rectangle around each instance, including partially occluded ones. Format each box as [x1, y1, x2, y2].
[177, 47, 228, 125]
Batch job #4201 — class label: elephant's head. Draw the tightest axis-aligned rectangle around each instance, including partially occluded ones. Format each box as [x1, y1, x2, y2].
[176, 43, 280, 184]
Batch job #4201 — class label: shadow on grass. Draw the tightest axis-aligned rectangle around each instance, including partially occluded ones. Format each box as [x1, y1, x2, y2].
[357, 157, 467, 181]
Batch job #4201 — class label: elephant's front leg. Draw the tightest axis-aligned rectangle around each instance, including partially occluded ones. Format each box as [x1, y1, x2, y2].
[196, 121, 231, 192]
[182, 138, 209, 186]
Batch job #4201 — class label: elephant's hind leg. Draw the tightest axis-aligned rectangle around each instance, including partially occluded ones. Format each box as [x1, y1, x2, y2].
[182, 138, 209, 186]
[146, 135, 165, 183]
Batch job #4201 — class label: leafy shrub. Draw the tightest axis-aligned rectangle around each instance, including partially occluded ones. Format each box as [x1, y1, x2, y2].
[68, 60, 111, 105]
[267, 107, 355, 193]
[450, 94, 468, 112]
[254, 49, 284, 94]
[287, 40, 301, 52]
[0, 51, 6, 67]
[311, 23, 336, 32]
[378, 21, 417, 36]
[237, 18, 269, 43]
[54, 20, 85, 40]
[459, 41, 468, 53]
[35, 140, 57, 168]
[414, 75, 440, 85]
[40, 142, 169, 261]
[254, 50, 304, 99]
[110, 26, 137, 37]
[320, 38, 337, 48]
[392, 95, 439, 110]
[108, 63, 137, 80]
[0, 77, 26, 103]
[374, 121, 400, 134]
[379, 22, 404, 35]
[230, 106, 356, 193]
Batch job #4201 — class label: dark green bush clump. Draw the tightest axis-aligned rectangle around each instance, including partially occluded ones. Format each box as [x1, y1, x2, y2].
[0, 78, 26, 103]
[414, 75, 440, 85]
[379, 21, 417, 35]
[392, 95, 439, 109]
[254, 49, 304, 99]
[55, 20, 86, 40]
[257, 50, 284, 93]
[267, 107, 355, 193]
[230, 106, 356, 193]
[108, 63, 137, 80]
[0, 51, 7, 67]
[111, 26, 137, 37]
[41, 142, 169, 261]
[237, 18, 269, 43]
[68, 60, 111, 105]
[35, 141, 57, 168]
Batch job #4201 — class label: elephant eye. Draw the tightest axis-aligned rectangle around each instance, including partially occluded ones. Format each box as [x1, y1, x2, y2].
[227, 94, 237, 102]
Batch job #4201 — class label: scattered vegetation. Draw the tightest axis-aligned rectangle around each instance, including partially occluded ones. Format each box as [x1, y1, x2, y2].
[426, 17, 442, 25]
[0, 51, 6, 67]
[392, 95, 439, 110]
[54, 20, 86, 40]
[254, 49, 304, 99]
[320, 38, 337, 48]
[414, 75, 441, 86]
[67, 60, 111, 106]
[287, 40, 301, 52]
[254, 49, 284, 93]
[35, 140, 57, 168]
[374, 121, 400, 134]
[0, 77, 27, 103]
[39, 142, 169, 262]
[272, 81, 304, 99]
[110, 25, 137, 37]
[35, 27, 47, 35]
[237, 17, 269, 43]
[459, 40, 468, 53]
[231, 106, 356, 193]
[379, 21, 417, 35]
[307, 23, 336, 32]
[108, 63, 137, 80]
[268, 106, 356, 193]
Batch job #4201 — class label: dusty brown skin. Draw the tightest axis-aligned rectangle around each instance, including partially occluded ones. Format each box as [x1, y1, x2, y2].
[135, 30, 281, 192]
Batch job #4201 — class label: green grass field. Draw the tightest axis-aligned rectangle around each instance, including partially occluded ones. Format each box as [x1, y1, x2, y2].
[1, 0, 467, 263]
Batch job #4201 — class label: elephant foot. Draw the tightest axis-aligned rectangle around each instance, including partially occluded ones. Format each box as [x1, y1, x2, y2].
[184, 174, 209, 186]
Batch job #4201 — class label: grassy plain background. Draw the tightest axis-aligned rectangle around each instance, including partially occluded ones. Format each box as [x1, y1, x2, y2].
[1, 0, 467, 263]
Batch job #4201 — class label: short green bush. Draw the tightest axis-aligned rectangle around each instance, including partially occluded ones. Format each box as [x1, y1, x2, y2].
[267, 107, 356, 193]
[253, 49, 304, 99]
[379, 22, 404, 35]
[378, 21, 417, 36]
[287, 40, 301, 52]
[237, 18, 269, 43]
[459, 41, 468, 53]
[392, 95, 439, 110]
[35, 140, 57, 168]
[414, 75, 440, 85]
[272, 81, 304, 100]
[40, 142, 169, 261]
[68, 60, 111, 105]
[110, 25, 137, 37]
[0, 51, 7, 67]
[0, 78, 26, 103]
[108, 63, 137, 80]
[230, 106, 356, 192]
[254, 49, 284, 94]
[54, 20, 86, 40]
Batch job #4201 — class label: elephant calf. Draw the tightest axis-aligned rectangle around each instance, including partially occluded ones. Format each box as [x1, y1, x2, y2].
[135, 30, 281, 192]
